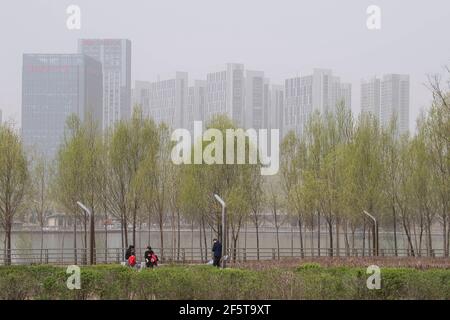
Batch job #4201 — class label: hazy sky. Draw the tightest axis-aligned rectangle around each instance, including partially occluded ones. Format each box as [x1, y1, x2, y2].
[1, 0, 450, 131]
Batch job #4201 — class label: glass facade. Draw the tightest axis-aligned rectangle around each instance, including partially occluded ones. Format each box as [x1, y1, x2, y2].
[21, 54, 103, 159]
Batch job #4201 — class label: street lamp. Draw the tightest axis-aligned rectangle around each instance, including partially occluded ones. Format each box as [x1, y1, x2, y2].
[213, 193, 227, 268]
[77, 201, 95, 264]
[363, 210, 378, 256]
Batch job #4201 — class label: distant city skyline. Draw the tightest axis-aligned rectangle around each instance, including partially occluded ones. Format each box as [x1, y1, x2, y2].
[2, 0, 450, 132]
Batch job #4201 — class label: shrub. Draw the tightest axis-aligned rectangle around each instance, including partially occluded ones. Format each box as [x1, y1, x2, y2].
[0, 264, 448, 300]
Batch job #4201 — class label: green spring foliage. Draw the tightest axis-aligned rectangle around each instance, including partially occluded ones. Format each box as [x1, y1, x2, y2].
[0, 264, 448, 300]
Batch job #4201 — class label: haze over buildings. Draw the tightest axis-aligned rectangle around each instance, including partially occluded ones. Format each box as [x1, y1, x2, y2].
[20, 41, 411, 159]
[2, 1, 449, 134]
[361, 74, 410, 136]
[283, 69, 352, 137]
[78, 39, 131, 130]
[21, 54, 102, 158]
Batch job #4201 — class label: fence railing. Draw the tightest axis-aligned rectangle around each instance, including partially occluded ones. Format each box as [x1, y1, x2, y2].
[0, 246, 447, 265]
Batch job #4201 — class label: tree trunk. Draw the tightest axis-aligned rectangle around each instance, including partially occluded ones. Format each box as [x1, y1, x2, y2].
[104, 212, 108, 263]
[6, 222, 12, 265]
[327, 220, 333, 257]
[120, 213, 124, 252]
[124, 216, 129, 249]
[351, 226, 355, 253]
[40, 226, 44, 264]
[392, 205, 398, 256]
[148, 213, 151, 245]
[199, 222, 203, 263]
[402, 216, 415, 257]
[273, 206, 280, 260]
[171, 210, 176, 260]
[255, 217, 260, 260]
[344, 221, 350, 256]
[336, 218, 340, 257]
[73, 218, 77, 265]
[290, 226, 294, 257]
[159, 212, 164, 261]
[244, 222, 248, 260]
[90, 209, 95, 265]
[202, 217, 208, 262]
[427, 215, 433, 257]
[83, 216, 87, 264]
[177, 210, 181, 261]
[298, 217, 304, 258]
[362, 219, 366, 257]
[317, 211, 321, 257]
[310, 218, 314, 257]
[443, 214, 448, 257]
[132, 207, 137, 250]
[191, 220, 194, 262]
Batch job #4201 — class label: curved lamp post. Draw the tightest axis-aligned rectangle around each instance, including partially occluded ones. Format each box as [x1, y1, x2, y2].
[213, 194, 227, 268]
[363, 210, 378, 256]
[77, 201, 94, 264]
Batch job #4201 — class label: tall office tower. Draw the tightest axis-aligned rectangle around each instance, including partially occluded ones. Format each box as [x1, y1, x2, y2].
[78, 39, 131, 130]
[185, 80, 206, 133]
[205, 63, 245, 127]
[284, 69, 351, 137]
[361, 77, 381, 118]
[244, 70, 265, 129]
[269, 84, 284, 133]
[145, 72, 188, 129]
[381, 74, 410, 135]
[22, 54, 103, 158]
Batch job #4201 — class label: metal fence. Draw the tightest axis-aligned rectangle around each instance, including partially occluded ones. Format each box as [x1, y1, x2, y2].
[0, 247, 446, 265]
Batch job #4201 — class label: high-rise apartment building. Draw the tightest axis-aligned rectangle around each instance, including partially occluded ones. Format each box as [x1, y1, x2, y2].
[361, 77, 381, 118]
[361, 74, 410, 135]
[132, 80, 151, 114]
[21, 54, 103, 158]
[381, 74, 410, 135]
[283, 69, 351, 137]
[186, 80, 206, 133]
[205, 63, 245, 127]
[268, 84, 284, 132]
[134, 72, 188, 129]
[244, 70, 265, 129]
[78, 39, 131, 130]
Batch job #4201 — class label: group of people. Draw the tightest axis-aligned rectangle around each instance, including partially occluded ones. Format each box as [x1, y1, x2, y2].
[123, 238, 223, 269]
[124, 245, 159, 269]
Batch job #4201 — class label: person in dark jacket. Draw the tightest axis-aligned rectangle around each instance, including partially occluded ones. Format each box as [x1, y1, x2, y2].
[212, 239, 222, 268]
[144, 246, 153, 268]
[125, 245, 135, 261]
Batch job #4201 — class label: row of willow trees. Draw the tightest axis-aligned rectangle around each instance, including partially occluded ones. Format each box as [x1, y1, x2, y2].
[0, 73, 449, 264]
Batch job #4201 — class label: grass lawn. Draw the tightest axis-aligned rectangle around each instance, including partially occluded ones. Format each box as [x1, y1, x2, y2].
[0, 258, 449, 300]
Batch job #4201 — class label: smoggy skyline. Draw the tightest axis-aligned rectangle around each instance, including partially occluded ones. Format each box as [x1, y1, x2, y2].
[1, 0, 450, 132]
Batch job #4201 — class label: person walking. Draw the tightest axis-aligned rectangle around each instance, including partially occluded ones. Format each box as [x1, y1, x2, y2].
[212, 239, 222, 268]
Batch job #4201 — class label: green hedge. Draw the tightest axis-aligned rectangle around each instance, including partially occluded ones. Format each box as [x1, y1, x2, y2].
[0, 264, 448, 300]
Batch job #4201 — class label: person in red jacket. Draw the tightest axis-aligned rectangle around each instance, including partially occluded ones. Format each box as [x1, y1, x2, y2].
[127, 251, 137, 267]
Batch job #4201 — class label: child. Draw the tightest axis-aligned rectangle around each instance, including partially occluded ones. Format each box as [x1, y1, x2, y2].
[128, 251, 137, 268]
